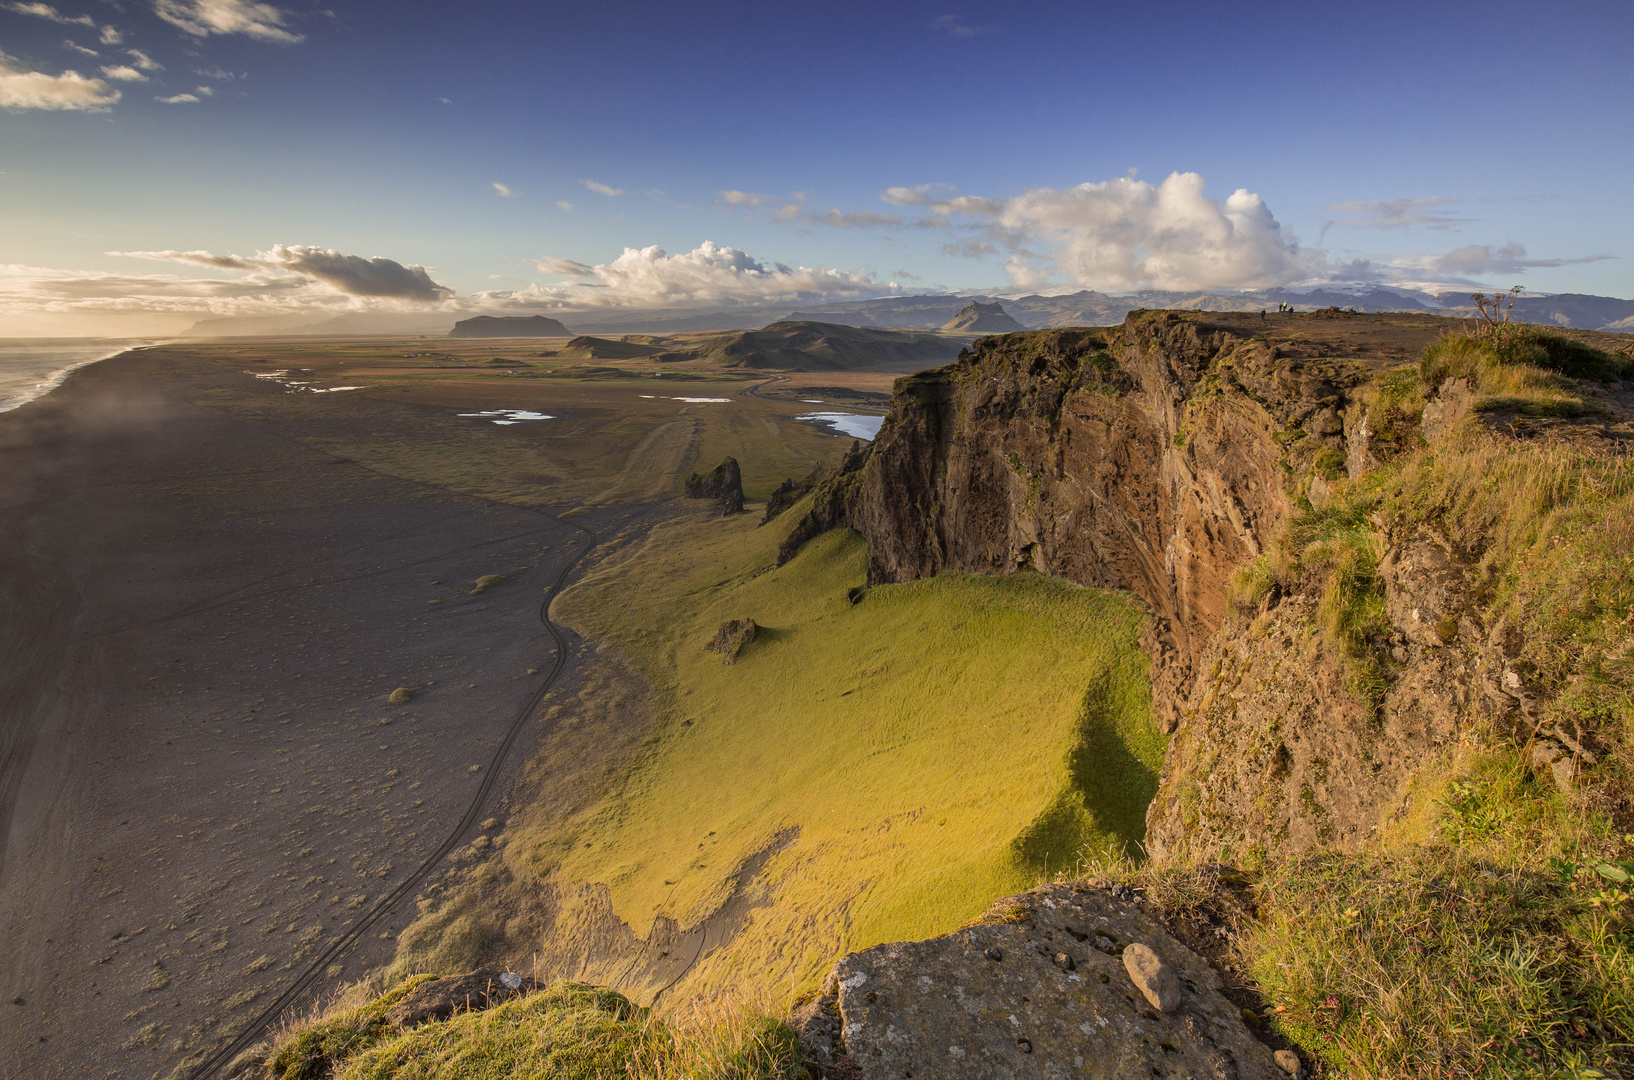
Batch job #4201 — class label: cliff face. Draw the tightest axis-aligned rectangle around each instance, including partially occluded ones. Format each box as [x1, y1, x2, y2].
[790, 310, 1508, 860]
[847, 314, 1392, 731]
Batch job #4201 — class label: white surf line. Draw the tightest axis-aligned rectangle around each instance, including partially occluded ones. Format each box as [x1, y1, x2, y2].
[0, 343, 160, 415]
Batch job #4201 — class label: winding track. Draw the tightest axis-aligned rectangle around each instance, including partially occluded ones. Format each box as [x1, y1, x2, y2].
[188, 513, 598, 1080]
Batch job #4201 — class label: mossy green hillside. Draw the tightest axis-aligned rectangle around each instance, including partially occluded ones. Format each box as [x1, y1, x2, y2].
[500, 504, 1162, 1002]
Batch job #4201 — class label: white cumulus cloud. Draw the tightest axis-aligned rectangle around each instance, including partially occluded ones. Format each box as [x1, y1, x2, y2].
[993, 172, 1307, 291]
[0, 52, 120, 111]
[99, 24, 120, 44]
[156, 92, 199, 103]
[153, 0, 303, 43]
[127, 49, 163, 71]
[491, 182, 515, 197]
[887, 172, 1308, 291]
[100, 64, 146, 81]
[478, 241, 893, 311]
[580, 178, 623, 197]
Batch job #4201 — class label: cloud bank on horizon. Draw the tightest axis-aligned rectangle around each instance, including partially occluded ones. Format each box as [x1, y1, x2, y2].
[0, 173, 1614, 334]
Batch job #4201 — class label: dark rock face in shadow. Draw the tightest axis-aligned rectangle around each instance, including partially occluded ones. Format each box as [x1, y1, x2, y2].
[682, 456, 745, 515]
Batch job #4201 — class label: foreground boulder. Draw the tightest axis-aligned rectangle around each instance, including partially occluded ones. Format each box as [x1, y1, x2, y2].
[795, 882, 1280, 1079]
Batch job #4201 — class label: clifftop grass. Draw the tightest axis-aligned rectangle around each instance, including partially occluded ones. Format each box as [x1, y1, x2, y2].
[397, 498, 1163, 1007]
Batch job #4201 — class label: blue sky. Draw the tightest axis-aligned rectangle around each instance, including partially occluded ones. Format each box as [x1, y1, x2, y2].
[2, 0, 1631, 334]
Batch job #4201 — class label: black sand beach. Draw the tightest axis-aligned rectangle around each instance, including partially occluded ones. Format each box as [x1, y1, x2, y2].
[0, 347, 608, 1077]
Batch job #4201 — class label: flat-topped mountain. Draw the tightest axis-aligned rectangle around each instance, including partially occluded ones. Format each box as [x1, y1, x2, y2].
[450, 314, 572, 337]
[940, 300, 1024, 333]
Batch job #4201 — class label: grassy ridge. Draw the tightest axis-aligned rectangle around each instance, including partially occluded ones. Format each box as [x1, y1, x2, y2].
[485, 502, 1162, 1003]
[1209, 327, 1634, 1076]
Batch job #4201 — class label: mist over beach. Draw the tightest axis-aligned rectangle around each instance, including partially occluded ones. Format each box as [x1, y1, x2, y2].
[0, 339, 155, 412]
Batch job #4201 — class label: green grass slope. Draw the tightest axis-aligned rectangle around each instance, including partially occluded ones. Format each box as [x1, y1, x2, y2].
[403, 501, 1162, 1005]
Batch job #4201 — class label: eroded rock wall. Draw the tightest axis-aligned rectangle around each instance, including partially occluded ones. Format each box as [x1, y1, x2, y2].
[844, 313, 1375, 731]
[795, 311, 1518, 861]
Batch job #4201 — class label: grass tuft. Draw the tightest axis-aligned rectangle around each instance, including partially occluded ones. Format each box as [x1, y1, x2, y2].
[264, 978, 802, 1080]
[1246, 751, 1634, 1077]
[1419, 328, 1629, 417]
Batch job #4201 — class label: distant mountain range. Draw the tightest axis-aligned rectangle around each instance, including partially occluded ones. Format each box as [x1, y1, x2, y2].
[177, 288, 1634, 339]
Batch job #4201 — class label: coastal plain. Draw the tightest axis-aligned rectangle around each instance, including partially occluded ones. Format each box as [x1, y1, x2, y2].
[0, 335, 889, 1077]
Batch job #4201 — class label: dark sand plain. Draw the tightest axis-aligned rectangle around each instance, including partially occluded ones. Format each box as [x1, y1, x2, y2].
[0, 340, 874, 1078]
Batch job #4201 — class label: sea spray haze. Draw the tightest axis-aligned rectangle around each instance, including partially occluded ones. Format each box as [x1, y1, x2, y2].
[0, 340, 154, 413]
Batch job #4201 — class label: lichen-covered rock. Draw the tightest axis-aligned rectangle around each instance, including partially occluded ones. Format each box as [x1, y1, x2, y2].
[795, 882, 1280, 1079]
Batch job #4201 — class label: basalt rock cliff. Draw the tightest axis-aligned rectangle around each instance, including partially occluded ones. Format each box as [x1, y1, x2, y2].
[783, 310, 1551, 861]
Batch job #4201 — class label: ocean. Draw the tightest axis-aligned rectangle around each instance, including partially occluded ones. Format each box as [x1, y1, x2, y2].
[0, 339, 156, 414]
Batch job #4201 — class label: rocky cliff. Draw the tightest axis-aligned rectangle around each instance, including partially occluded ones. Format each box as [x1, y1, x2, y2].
[833, 313, 1421, 730]
[782, 310, 1573, 860]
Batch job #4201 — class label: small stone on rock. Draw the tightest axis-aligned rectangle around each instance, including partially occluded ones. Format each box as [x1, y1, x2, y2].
[1053, 951, 1075, 971]
[1275, 1049, 1302, 1076]
[984, 946, 1002, 961]
[1122, 943, 1182, 1012]
[1016, 1038, 1032, 1053]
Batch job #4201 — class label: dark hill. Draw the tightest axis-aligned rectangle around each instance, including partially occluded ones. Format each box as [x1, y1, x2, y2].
[450, 315, 572, 338]
[941, 301, 1025, 333]
[556, 336, 667, 360]
[692, 321, 961, 371]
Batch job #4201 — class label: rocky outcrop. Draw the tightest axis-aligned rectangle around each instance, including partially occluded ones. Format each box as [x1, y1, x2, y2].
[762, 465, 823, 523]
[833, 315, 1392, 731]
[704, 618, 758, 665]
[778, 311, 1524, 859]
[683, 456, 745, 515]
[941, 300, 1026, 333]
[449, 315, 571, 337]
[385, 969, 542, 1029]
[776, 440, 869, 565]
[793, 882, 1284, 1079]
